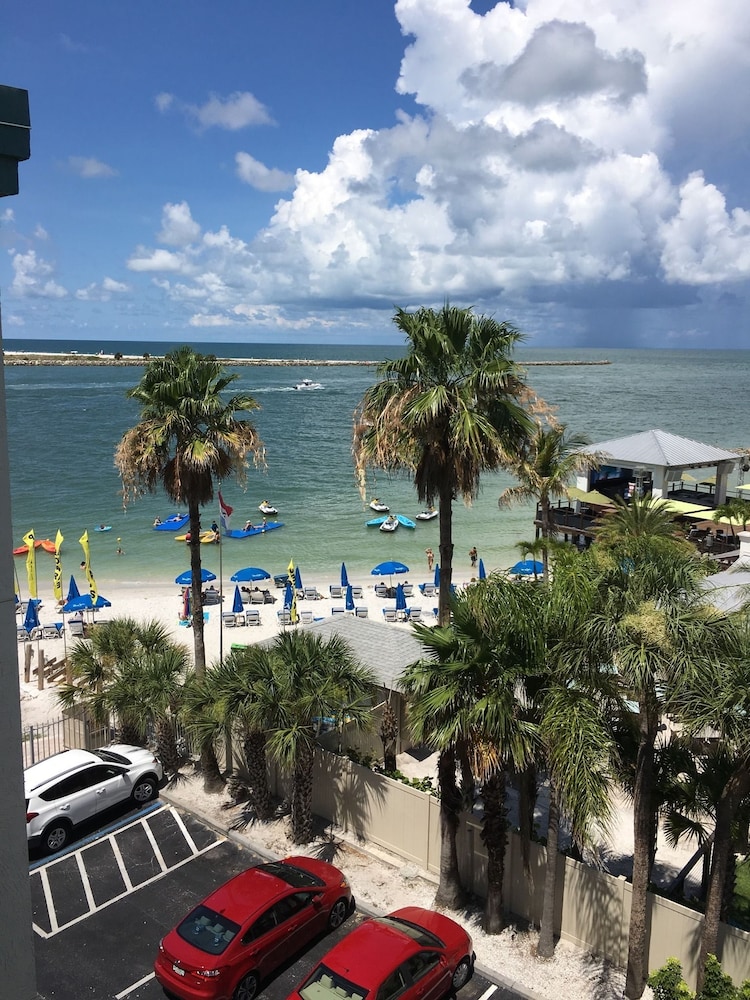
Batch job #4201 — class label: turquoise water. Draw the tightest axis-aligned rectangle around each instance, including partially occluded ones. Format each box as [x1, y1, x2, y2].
[5, 340, 750, 592]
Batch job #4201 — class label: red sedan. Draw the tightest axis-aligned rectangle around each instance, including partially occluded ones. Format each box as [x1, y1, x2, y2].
[154, 856, 353, 1000]
[287, 905, 474, 1000]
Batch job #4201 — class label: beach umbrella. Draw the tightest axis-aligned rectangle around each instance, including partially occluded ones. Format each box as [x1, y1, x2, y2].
[230, 566, 270, 583]
[175, 567, 216, 586]
[232, 585, 244, 614]
[23, 599, 40, 634]
[345, 584, 354, 612]
[284, 583, 294, 610]
[341, 562, 349, 588]
[66, 575, 81, 603]
[478, 558, 486, 580]
[395, 583, 407, 613]
[371, 560, 409, 577]
[294, 565, 303, 591]
[509, 559, 543, 577]
[434, 563, 440, 589]
[62, 593, 112, 613]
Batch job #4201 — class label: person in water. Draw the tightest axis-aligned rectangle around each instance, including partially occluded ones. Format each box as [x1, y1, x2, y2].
[243, 519, 255, 531]
[153, 517, 162, 526]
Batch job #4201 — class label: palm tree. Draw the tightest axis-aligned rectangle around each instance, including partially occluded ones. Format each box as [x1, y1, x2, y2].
[353, 304, 534, 627]
[115, 346, 264, 676]
[499, 421, 603, 580]
[263, 630, 376, 844]
[584, 497, 716, 999]
[711, 498, 750, 536]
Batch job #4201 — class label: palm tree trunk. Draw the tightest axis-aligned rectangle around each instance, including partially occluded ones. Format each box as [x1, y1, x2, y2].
[435, 747, 467, 908]
[538, 780, 561, 958]
[290, 741, 315, 844]
[188, 503, 207, 676]
[481, 769, 508, 934]
[243, 730, 275, 821]
[696, 768, 750, 991]
[540, 499, 550, 581]
[156, 717, 180, 778]
[518, 764, 537, 876]
[625, 701, 658, 1000]
[200, 742, 225, 794]
[437, 484, 454, 627]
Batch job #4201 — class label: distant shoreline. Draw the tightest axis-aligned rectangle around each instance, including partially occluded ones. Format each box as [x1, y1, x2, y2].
[3, 350, 611, 368]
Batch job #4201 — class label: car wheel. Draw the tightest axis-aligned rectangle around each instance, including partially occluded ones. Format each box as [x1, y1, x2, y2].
[131, 776, 158, 804]
[451, 957, 473, 991]
[327, 897, 349, 930]
[42, 820, 71, 854]
[234, 971, 259, 1000]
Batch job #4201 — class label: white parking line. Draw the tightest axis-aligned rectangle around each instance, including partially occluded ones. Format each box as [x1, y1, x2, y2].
[32, 806, 225, 939]
[478, 986, 498, 1000]
[115, 971, 155, 998]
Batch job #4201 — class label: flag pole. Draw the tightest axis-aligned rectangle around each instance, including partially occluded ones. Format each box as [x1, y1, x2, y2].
[218, 493, 224, 666]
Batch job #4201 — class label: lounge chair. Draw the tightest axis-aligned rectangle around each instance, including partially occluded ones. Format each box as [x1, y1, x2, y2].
[419, 582, 435, 597]
[300, 610, 314, 624]
[401, 583, 414, 597]
[69, 619, 85, 637]
[41, 624, 62, 639]
[250, 590, 265, 605]
[331, 606, 345, 616]
[350, 586, 363, 600]
[407, 607, 423, 622]
[303, 587, 321, 601]
[17, 627, 29, 642]
[246, 609, 261, 626]
[329, 585, 344, 599]
[355, 606, 368, 618]
[222, 613, 236, 627]
[374, 584, 388, 598]
[382, 608, 397, 622]
[277, 610, 292, 625]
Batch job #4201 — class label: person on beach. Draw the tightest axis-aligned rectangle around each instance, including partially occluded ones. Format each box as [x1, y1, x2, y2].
[469, 546, 478, 568]
[425, 547, 434, 571]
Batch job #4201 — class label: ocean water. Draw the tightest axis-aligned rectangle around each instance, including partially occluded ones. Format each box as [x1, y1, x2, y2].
[5, 340, 750, 593]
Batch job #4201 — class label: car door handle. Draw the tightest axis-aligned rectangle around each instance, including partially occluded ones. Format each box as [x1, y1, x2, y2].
[60, 804, 71, 811]
[96, 788, 106, 795]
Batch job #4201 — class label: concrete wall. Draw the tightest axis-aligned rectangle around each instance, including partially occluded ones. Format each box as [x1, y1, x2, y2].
[271, 750, 750, 992]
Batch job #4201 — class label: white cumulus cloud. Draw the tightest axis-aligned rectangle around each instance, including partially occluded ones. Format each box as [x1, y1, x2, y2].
[235, 153, 294, 192]
[67, 156, 117, 179]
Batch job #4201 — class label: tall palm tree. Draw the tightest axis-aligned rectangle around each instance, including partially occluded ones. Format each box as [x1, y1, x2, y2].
[115, 347, 264, 676]
[499, 421, 603, 580]
[353, 304, 534, 627]
[584, 497, 715, 999]
[263, 630, 376, 844]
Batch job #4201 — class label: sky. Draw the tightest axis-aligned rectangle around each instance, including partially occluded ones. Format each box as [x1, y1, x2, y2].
[2, 0, 750, 348]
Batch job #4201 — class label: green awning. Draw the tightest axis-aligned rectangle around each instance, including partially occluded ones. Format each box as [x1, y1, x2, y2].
[647, 499, 713, 516]
[566, 486, 616, 506]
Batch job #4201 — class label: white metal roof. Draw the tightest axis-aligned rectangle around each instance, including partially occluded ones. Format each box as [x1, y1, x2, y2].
[580, 429, 741, 470]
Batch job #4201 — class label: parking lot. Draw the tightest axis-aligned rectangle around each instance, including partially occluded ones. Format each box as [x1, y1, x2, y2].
[32, 803, 523, 1000]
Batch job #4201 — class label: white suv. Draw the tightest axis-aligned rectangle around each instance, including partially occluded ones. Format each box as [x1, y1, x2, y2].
[25, 744, 163, 854]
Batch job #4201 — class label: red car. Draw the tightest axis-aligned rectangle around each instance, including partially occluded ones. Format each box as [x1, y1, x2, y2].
[154, 856, 353, 1000]
[287, 906, 474, 1000]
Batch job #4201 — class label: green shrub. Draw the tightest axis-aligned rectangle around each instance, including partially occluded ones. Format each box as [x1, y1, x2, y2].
[698, 955, 740, 1000]
[648, 958, 693, 1000]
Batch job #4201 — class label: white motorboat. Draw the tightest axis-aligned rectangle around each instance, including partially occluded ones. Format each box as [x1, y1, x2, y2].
[294, 378, 323, 390]
[416, 508, 438, 521]
[379, 516, 399, 533]
[258, 500, 279, 515]
[369, 498, 390, 512]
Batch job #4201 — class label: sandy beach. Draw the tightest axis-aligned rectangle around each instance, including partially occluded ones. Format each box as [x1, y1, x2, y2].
[17, 566, 463, 729]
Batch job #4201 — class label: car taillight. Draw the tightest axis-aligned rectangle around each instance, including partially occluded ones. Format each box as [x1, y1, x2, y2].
[195, 968, 222, 978]
[26, 812, 39, 823]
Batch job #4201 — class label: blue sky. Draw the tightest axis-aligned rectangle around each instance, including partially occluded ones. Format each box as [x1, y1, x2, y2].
[2, 0, 750, 348]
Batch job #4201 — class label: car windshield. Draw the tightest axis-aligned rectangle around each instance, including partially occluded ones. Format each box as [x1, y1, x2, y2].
[176, 905, 240, 955]
[299, 963, 367, 1000]
[93, 748, 131, 766]
[373, 916, 444, 949]
[259, 861, 324, 888]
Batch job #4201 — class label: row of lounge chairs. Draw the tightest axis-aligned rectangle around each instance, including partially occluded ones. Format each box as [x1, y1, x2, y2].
[17, 623, 64, 642]
[222, 610, 261, 627]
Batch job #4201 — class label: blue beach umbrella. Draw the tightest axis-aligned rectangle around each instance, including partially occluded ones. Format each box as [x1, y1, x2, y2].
[478, 558, 486, 580]
[230, 566, 270, 583]
[341, 562, 349, 588]
[345, 584, 354, 612]
[62, 593, 111, 613]
[294, 566, 303, 591]
[395, 583, 407, 612]
[509, 559, 543, 577]
[23, 599, 40, 634]
[434, 564, 440, 588]
[232, 585, 244, 614]
[175, 567, 216, 586]
[371, 561, 409, 577]
[66, 575, 81, 603]
[284, 583, 294, 610]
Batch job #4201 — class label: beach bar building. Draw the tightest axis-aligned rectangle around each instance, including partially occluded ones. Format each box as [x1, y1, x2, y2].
[538, 429, 748, 555]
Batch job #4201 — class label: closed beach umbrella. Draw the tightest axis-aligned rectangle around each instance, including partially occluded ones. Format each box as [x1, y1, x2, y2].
[345, 584, 354, 611]
[434, 564, 440, 588]
[395, 583, 407, 612]
[175, 567, 216, 586]
[478, 558, 486, 580]
[294, 565, 303, 591]
[66, 575, 80, 603]
[232, 585, 244, 614]
[23, 599, 40, 634]
[284, 583, 294, 610]
[230, 566, 270, 583]
[341, 562, 349, 588]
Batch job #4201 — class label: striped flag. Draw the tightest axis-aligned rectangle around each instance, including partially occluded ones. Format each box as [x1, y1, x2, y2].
[52, 530, 64, 601]
[218, 491, 233, 533]
[287, 558, 298, 623]
[79, 530, 98, 602]
[23, 529, 37, 599]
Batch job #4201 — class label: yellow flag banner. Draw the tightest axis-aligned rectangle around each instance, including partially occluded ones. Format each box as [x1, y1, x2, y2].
[53, 529, 64, 601]
[23, 529, 37, 599]
[79, 530, 98, 603]
[287, 558, 295, 584]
